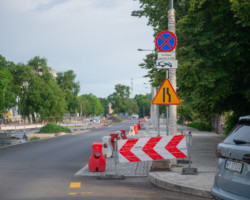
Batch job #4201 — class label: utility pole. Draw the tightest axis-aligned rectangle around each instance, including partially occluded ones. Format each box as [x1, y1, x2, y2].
[150, 0, 178, 172]
[168, 0, 177, 136]
[168, 0, 178, 167]
[130, 78, 133, 98]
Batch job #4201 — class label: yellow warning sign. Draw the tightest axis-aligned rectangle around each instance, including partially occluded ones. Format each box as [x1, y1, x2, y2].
[152, 79, 181, 105]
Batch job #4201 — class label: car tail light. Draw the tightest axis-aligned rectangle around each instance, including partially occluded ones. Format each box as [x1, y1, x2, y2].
[243, 154, 250, 164]
[216, 146, 221, 158]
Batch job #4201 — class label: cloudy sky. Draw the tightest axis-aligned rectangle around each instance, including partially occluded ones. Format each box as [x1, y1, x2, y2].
[0, 0, 154, 98]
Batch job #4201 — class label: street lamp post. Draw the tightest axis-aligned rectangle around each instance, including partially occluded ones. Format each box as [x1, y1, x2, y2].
[138, 49, 160, 135]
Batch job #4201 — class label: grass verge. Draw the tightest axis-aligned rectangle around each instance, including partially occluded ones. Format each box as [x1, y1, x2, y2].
[186, 122, 211, 131]
[39, 124, 71, 133]
[30, 136, 40, 141]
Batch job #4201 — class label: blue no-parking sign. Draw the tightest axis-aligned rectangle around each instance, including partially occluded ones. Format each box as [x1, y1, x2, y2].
[155, 31, 177, 52]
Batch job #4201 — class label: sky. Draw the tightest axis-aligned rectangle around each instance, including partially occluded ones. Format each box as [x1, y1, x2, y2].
[0, 0, 154, 98]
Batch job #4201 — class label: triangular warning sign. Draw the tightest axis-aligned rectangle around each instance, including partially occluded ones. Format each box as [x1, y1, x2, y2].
[152, 79, 181, 105]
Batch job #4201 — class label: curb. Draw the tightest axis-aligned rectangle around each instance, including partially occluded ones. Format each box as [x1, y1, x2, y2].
[148, 173, 211, 199]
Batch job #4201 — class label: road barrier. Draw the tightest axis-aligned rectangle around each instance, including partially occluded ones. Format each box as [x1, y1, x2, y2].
[102, 136, 113, 158]
[87, 120, 197, 179]
[129, 126, 135, 136]
[118, 135, 188, 163]
[134, 124, 138, 135]
[137, 122, 141, 130]
[120, 129, 127, 139]
[88, 142, 106, 172]
[116, 131, 122, 140]
[110, 133, 119, 150]
[0, 124, 44, 131]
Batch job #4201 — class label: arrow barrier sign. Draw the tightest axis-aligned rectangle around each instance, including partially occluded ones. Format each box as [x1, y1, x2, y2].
[118, 135, 187, 163]
[156, 60, 178, 69]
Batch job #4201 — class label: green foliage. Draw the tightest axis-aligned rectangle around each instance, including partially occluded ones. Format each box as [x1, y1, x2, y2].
[30, 136, 40, 141]
[230, 0, 250, 27]
[224, 112, 240, 135]
[187, 122, 212, 131]
[39, 124, 71, 133]
[134, 0, 250, 128]
[16, 57, 67, 122]
[177, 102, 195, 122]
[108, 115, 123, 123]
[57, 70, 80, 114]
[108, 84, 131, 114]
[0, 56, 17, 112]
[139, 53, 165, 88]
[134, 94, 151, 117]
[99, 98, 109, 116]
[78, 94, 104, 116]
[127, 99, 139, 115]
[0, 69, 16, 112]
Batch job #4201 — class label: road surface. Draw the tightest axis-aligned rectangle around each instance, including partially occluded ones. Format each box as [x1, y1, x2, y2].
[0, 120, 203, 200]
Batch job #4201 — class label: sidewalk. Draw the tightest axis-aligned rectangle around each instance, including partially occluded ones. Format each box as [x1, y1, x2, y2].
[147, 123, 225, 198]
[75, 120, 225, 198]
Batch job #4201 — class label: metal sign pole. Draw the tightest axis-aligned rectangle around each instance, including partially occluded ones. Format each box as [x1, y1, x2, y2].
[114, 138, 118, 176]
[98, 138, 125, 180]
[182, 132, 198, 175]
[166, 70, 169, 136]
[157, 105, 160, 137]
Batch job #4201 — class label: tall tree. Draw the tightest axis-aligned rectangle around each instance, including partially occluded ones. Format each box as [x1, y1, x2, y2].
[177, 0, 250, 121]
[57, 70, 80, 114]
[134, 94, 151, 117]
[127, 99, 139, 116]
[134, 0, 250, 123]
[108, 84, 130, 113]
[99, 97, 109, 116]
[17, 57, 66, 122]
[79, 94, 104, 116]
[0, 55, 16, 113]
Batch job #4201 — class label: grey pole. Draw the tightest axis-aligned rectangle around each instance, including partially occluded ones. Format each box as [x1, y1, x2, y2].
[157, 105, 160, 136]
[169, 0, 173, 10]
[166, 70, 169, 136]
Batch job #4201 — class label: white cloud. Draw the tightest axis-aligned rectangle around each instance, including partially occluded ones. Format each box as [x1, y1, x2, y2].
[0, 0, 154, 98]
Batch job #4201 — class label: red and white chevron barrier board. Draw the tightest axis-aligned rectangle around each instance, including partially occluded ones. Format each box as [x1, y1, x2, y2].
[118, 135, 187, 163]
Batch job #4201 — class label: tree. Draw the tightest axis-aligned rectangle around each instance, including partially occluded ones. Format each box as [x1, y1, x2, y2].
[0, 69, 16, 112]
[134, 94, 151, 117]
[134, 0, 250, 125]
[78, 94, 104, 116]
[127, 99, 139, 116]
[177, 0, 250, 122]
[108, 84, 130, 114]
[99, 97, 109, 116]
[17, 57, 67, 122]
[0, 55, 16, 113]
[57, 70, 80, 115]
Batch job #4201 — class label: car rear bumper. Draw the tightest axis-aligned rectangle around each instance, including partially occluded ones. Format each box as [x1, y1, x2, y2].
[211, 184, 250, 200]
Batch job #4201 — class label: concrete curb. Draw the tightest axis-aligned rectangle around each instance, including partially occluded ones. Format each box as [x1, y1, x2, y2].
[149, 172, 211, 199]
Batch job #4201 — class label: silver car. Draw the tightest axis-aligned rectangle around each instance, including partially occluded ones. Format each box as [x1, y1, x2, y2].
[211, 115, 250, 200]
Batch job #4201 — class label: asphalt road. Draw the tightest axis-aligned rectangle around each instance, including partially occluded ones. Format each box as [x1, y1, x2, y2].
[0, 120, 203, 200]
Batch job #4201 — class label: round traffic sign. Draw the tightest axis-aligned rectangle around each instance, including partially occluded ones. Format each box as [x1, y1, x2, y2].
[155, 31, 177, 52]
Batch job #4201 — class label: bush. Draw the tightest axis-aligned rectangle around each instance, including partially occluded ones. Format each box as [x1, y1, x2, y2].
[39, 124, 71, 133]
[224, 113, 239, 135]
[30, 136, 40, 141]
[187, 122, 211, 131]
[108, 115, 123, 123]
